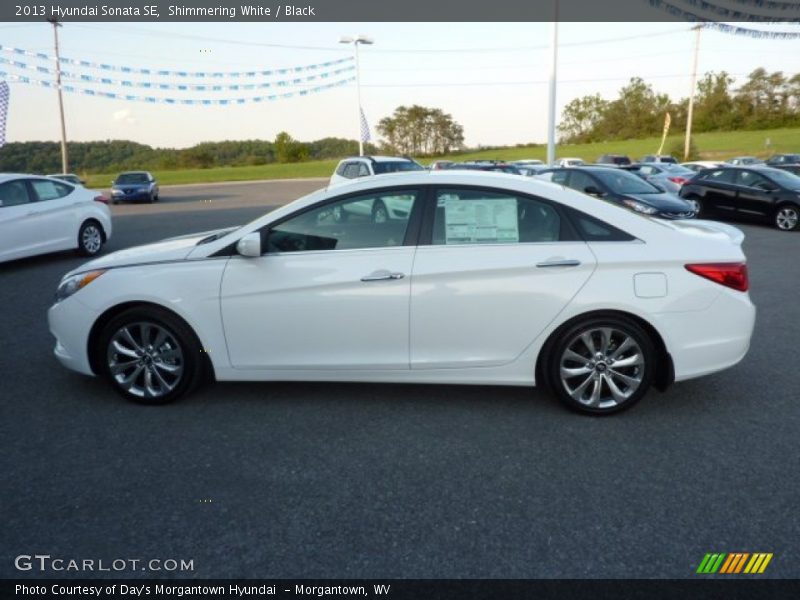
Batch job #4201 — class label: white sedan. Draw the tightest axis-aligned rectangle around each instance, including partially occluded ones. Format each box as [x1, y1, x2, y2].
[0, 174, 112, 262]
[48, 171, 755, 414]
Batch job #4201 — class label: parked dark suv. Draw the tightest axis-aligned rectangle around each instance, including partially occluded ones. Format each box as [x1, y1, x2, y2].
[596, 154, 632, 167]
[679, 166, 800, 231]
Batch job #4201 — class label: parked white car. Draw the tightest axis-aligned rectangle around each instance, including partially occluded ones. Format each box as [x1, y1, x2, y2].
[681, 161, 725, 173]
[0, 174, 112, 263]
[555, 157, 586, 167]
[49, 171, 755, 415]
[330, 155, 424, 187]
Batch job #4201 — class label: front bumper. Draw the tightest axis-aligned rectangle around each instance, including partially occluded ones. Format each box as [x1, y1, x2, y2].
[48, 297, 100, 376]
[111, 189, 151, 202]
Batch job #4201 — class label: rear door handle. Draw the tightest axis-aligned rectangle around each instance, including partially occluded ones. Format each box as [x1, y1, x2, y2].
[536, 259, 581, 268]
[361, 270, 405, 282]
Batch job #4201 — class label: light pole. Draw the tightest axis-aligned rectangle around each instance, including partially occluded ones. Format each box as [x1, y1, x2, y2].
[47, 17, 69, 174]
[684, 24, 702, 161]
[339, 34, 373, 156]
[546, 17, 559, 167]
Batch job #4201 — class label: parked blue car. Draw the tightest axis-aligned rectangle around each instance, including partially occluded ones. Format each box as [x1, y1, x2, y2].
[110, 171, 159, 204]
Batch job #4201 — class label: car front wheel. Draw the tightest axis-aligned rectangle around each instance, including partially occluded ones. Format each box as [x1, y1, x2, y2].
[684, 195, 703, 217]
[775, 205, 799, 231]
[98, 307, 204, 404]
[547, 316, 655, 415]
[372, 200, 389, 223]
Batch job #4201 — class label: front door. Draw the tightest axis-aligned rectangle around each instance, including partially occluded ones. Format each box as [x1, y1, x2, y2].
[220, 187, 422, 370]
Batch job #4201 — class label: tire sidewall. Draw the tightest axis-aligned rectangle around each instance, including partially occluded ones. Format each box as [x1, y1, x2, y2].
[98, 307, 202, 405]
[547, 316, 656, 415]
[372, 200, 388, 223]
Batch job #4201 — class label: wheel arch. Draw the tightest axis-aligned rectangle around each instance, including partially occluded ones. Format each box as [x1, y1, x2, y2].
[87, 301, 215, 381]
[79, 217, 107, 243]
[535, 309, 674, 393]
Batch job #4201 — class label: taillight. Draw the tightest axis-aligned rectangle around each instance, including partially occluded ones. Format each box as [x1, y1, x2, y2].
[668, 176, 688, 185]
[94, 195, 109, 205]
[685, 263, 748, 292]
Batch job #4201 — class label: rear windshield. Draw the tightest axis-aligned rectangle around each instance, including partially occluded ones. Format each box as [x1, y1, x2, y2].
[373, 161, 424, 175]
[115, 173, 149, 184]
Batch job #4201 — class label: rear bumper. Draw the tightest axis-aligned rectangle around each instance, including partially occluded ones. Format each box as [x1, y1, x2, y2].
[654, 290, 756, 382]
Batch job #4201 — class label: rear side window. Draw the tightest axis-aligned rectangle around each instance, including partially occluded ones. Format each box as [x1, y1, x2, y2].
[550, 170, 569, 185]
[432, 188, 563, 245]
[702, 169, 737, 184]
[335, 162, 348, 176]
[563, 207, 636, 242]
[30, 179, 73, 201]
[342, 163, 360, 179]
[0, 180, 32, 207]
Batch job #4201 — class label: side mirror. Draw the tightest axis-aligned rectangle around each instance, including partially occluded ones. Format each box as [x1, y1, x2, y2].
[236, 232, 262, 258]
[584, 186, 603, 196]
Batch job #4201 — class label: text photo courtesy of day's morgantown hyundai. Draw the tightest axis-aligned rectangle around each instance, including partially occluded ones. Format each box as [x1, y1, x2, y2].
[2, 1, 800, 599]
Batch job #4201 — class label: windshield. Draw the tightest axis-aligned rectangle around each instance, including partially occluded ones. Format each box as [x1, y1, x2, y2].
[373, 161, 424, 175]
[593, 169, 661, 194]
[115, 173, 150, 185]
[766, 169, 800, 189]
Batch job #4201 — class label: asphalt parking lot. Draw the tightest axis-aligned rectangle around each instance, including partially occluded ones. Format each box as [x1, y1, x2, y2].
[2, 179, 799, 579]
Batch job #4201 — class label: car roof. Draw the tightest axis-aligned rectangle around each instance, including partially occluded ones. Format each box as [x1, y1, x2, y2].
[339, 155, 415, 163]
[0, 173, 54, 183]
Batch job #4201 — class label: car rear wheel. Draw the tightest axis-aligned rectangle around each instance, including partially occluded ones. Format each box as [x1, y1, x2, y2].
[684, 195, 703, 216]
[547, 316, 655, 415]
[77, 220, 104, 256]
[372, 200, 389, 223]
[775, 205, 799, 231]
[98, 307, 204, 405]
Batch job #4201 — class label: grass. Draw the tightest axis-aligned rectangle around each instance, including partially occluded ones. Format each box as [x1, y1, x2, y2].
[83, 127, 799, 188]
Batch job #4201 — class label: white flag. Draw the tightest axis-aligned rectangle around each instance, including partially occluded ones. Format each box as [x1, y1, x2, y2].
[0, 82, 9, 148]
[359, 107, 371, 143]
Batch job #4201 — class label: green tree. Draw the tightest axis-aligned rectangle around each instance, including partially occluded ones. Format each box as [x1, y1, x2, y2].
[558, 94, 609, 143]
[377, 105, 464, 156]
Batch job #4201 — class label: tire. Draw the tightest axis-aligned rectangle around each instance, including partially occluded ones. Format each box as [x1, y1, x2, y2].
[97, 307, 204, 405]
[146, 192, 154, 204]
[153, 194, 159, 202]
[684, 195, 703, 217]
[775, 204, 799, 231]
[77, 220, 105, 257]
[545, 315, 656, 415]
[372, 200, 389, 223]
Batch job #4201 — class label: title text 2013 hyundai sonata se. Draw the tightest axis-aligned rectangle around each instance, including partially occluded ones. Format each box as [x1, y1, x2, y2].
[48, 171, 756, 415]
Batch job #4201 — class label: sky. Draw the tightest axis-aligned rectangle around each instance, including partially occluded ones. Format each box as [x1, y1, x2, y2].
[1, 20, 799, 149]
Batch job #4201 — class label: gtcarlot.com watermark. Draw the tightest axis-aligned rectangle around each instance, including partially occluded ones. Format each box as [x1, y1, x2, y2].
[14, 554, 194, 573]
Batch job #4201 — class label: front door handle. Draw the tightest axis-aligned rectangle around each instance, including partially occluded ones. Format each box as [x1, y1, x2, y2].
[361, 270, 405, 282]
[536, 259, 581, 268]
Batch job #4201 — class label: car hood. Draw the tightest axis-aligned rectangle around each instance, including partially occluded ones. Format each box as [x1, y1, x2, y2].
[626, 192, 693, 211]
[65, 227, 237, 276]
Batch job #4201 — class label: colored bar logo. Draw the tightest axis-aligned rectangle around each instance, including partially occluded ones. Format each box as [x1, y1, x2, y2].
[696, 553, 773, 574]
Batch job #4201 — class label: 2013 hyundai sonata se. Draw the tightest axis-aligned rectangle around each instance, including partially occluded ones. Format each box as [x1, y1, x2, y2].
[48, 171, 756, 414]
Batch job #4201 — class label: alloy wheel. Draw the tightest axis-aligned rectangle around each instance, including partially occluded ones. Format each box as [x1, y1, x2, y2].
[559, 327, 645, 410]
[776, 206, 799, 231]
[81, 224, 103, 254]
[106, 322, 184, 400]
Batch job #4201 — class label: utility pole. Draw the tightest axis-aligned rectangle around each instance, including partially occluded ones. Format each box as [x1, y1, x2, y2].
[546, 0, 559, 166]
[48, 17, 69, 173]
[684, 24, 702, 161]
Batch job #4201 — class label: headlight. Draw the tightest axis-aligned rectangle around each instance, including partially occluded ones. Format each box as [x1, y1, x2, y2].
[54, 270, 107, 303]
[623, 199, 659, 215]
[111, 189, 123, 195]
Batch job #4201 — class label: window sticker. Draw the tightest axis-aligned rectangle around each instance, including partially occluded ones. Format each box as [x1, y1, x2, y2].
[443, 196, 519, 244]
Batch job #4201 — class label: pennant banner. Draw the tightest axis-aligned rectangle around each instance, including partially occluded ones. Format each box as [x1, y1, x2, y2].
[675, 0, 800, 19]
[646, 0, 800, 31]
[0, 72, 355, 105]
[359, 107, 371, 143]
[0, 45, 353, 79]
[0, 56, 355, 91]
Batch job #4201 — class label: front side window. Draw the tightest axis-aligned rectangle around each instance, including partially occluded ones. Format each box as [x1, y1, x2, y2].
[432, 188, 561, 245]
[592, 169, 660, 194]
[703, 169, 737, 184]
[736, 171, 772, 190]
[0, 180, 32, 207]
[265, 189, 419, 253]
[357, 163, 371, 177]
[549, 170, 569, 185]
[30, 179, 73, 201]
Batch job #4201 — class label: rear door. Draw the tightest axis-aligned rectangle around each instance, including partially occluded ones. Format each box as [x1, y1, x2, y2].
[696, 169, 738, 213]
[409, 186, 596, 369]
